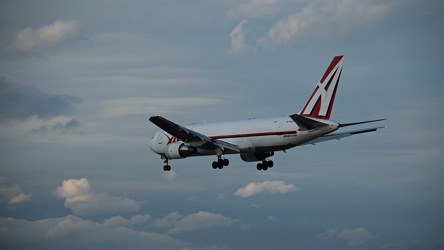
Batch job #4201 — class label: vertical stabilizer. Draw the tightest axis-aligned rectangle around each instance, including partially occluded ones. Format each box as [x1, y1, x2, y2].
[299, 56, 344, 120]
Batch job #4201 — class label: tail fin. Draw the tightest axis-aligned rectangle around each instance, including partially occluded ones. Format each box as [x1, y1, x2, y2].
[299, 55, 344, 120]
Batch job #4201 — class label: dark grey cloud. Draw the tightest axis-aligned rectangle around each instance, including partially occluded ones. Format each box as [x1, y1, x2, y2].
[0, 76, 81, 121]
[33, 118, 82, 135]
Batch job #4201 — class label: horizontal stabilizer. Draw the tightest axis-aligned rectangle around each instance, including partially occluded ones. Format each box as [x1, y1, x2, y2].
[339, 118, 386, 128]
[301, 126, 385, 145]
[289, 114, 328, 131]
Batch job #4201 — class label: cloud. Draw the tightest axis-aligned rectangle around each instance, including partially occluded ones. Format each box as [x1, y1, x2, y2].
[228, 0, 393, 53]
[0, 215, 186, 250]
[54, 178, 142, 215]
[8, 193, 32, 205]
[229, 20, 248, 55]
[153, 212, 183, 229]
[33, 118, 82, 135]
[260, 0, 392, 45]
[318, 227, 377, 247]
[103, 214, 152, 228]
[234, 181, 298, 197]
[153, 211, 239, 234]
[161, 170, 177, 182]
[0, 76, 81, 121]
[3, 20, 81, 57]
[0, 177, 32, 205]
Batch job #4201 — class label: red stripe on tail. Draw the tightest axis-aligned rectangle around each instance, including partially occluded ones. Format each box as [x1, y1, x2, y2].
[299, 56, 344, 120]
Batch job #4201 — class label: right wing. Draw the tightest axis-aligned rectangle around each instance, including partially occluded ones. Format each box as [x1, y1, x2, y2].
[301, 126, 385, 145]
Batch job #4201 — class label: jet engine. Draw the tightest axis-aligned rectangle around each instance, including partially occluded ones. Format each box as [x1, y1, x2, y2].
[240, 151, 274, 162]
[164, 142, 197, 159]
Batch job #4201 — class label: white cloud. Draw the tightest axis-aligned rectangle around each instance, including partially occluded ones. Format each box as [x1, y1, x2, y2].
[153, 211, 239, 234]
[8, 193, 32, 205]
[54, 178, 141, 215]
[260, 0, 392, 45]
[6, 20, 81, 55]
[318, 227, 377, 247]
[161, 170, 177, 182]
[0, 215, 186, 250]
[234, 180, 298, 197]
[228, 0, 393, 53]
[229, 20, 248, 55]
[0, 178, 32, 206]
[104, 214, 152, 228]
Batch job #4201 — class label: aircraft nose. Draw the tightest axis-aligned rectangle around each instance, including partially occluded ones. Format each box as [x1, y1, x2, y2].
[149, 132, 164, 154]
[149, 135, 156, 151]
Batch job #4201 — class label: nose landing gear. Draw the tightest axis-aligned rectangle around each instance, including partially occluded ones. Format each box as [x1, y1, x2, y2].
[163, 159, 171, 171]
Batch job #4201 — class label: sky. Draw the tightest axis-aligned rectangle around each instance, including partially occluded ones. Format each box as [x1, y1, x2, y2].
[0, 0, 443, 249]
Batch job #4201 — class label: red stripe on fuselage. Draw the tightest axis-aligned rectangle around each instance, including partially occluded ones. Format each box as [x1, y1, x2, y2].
[210, 130, 297, 140]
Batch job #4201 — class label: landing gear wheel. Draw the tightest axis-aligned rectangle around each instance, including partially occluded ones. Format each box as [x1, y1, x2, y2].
[223, 158, 229, 166]
[257, 163, 263, 171]
[257, 160, 273, 171]
[213, 157, 229, 170]
[212, 161, 218, 169]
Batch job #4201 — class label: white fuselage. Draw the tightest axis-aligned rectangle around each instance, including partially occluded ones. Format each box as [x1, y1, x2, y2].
[149, 116, 339, 158]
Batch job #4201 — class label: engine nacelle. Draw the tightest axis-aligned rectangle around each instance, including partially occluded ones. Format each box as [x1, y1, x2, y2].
[164, 142, 197, 159]
[240, 151, 274, 162]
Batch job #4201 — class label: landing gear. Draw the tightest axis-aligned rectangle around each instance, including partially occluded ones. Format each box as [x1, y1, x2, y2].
[163, 159, 171, 171]
[256, 160, 273, 171]
[212, 157, 229, 170]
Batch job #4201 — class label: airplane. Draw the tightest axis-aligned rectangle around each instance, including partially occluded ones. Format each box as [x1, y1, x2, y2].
[149, 55, 385, 171]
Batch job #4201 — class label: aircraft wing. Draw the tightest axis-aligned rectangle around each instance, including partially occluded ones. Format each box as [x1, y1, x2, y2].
[149, 116, 240, 152]
[301, 126, 385, 145]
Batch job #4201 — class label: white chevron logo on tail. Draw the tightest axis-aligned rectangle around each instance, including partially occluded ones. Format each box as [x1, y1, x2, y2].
[300, 55, 344, 120]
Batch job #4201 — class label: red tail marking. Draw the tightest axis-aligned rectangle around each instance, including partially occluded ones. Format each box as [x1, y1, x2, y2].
[299, 55, 344, 120]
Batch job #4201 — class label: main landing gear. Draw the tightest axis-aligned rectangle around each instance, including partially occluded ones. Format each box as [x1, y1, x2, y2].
[212, 157, 229, 170]
[161, 157, 272, 172]
[256, 160, 273, 171]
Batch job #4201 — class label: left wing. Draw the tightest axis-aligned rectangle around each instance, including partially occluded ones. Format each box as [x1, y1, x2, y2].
[149, 116, 240, 153]
[301, 126, 385, 145]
